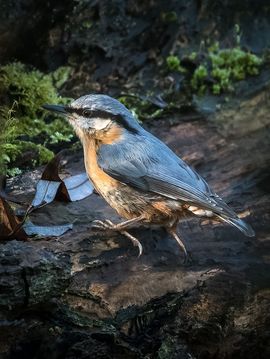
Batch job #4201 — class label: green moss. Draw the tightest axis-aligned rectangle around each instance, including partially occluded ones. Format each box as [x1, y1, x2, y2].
[165, 26, 263, 96]
[190, 40, 262, 95]
[0, 62, 73, 176]
[82, 20, 93, 29]
[161, 11, 178, 23]
[118, 96, 144, 121]
[118, 94, 167, 122]
[0, 103, 20, 176]
[166, 55, 186, 73]
[191, 65, 208, 94]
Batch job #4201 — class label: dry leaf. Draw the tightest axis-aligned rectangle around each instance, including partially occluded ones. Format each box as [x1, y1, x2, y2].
[0, 196, 28, 240]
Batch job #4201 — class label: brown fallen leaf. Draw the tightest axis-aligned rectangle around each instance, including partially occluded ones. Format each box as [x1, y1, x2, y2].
[0, 196, 28, 240]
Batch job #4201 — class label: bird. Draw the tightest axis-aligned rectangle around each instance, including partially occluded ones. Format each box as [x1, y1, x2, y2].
[43, 94, 255, 260]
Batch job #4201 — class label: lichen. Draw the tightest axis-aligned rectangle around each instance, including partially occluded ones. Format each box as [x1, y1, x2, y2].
[0, 62, 73, 176]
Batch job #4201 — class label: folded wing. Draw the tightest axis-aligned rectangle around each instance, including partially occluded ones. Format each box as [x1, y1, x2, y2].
[97, 131, 254, 236]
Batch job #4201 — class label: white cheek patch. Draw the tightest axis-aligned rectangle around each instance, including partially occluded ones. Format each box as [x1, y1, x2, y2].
[92, 118, 112, 130]
[68, 113, 112, 132]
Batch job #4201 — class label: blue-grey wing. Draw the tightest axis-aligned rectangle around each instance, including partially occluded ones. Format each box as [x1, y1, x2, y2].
[97, 131, 237, 218]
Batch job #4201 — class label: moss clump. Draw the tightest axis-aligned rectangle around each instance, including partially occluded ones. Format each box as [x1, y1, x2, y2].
[0, 103, 21, 176]
[166, 55, 186, 73]
[190, 30, 263, 95]
[0, 62, 73, 176]
[165, 26, 263, 96]
[118, 95, 145, 121]
[161, 11, 178, 23]
[118, 94, 166, 122]
[207, 43, 262, 94]
[191, 64, 208, 95]
[190, 43, 263, 94]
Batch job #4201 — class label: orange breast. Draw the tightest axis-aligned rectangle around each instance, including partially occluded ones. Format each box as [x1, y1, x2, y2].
[83, 137, 119, 196]
[81, 135, 182, 223]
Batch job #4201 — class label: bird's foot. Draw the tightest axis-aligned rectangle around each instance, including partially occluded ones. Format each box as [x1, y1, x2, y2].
[92, 219, 118, 231]
[92, 219, 143, 257]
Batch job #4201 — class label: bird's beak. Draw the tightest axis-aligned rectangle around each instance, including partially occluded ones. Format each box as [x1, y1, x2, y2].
[42, 104, 68, 114]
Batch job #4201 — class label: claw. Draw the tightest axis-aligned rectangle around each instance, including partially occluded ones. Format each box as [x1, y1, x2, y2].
[92, 219, 112, 230]
[167, 227, 191, 265]
[92, 219, 143, 257]
[92, 219, 119, 231]
[122, 231, 143, 257]
[104, 219, 115, 227]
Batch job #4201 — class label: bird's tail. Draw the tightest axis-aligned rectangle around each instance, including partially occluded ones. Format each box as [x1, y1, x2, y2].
[217, 215, 255, 237]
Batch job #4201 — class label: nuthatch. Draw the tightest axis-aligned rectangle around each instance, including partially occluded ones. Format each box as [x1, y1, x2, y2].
[43, 94, 255, 260]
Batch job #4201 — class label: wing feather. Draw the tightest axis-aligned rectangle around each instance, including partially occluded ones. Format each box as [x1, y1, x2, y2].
[97, 131, 237, 218]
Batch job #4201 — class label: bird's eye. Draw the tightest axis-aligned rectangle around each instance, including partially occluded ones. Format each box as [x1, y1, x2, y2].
[83, 109, 92, 117]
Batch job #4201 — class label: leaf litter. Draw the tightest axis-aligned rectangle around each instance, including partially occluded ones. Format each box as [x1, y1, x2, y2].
[0, 152, 93, 240]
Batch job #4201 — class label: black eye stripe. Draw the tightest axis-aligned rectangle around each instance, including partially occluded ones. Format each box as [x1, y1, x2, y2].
[83, 109, 92, 117]
[66, 107, 139, 134]
[68, 107, 112, 119]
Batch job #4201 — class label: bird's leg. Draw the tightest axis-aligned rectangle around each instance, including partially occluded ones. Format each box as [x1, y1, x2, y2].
[167, 226, 190, 263]
[92, 215, 145, 257]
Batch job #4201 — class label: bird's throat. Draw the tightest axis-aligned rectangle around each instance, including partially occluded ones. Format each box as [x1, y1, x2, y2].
[82, 136, 119, 195]
[94, 125, 123, 144]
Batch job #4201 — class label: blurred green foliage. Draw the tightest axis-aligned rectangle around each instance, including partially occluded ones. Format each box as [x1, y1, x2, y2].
[161, 11, 178, 23]
[166, 55, 186, 73]
[192, 41, 263, 95]
[166, 26, 263, 95]
[118, 95, 165, 122]
[0, 62, 73, 176]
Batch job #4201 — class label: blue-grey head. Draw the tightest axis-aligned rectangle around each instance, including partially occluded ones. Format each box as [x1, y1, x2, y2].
[43, 94, 140, 138]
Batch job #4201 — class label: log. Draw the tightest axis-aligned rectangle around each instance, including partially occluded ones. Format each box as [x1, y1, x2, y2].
[1, 84, 270, 358]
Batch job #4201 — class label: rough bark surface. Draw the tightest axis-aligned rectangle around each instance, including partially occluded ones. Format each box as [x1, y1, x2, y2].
[1, 84, 270, 358]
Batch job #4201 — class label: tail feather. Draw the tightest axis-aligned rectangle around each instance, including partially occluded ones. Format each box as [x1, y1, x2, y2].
[217, 215, 255, 237]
